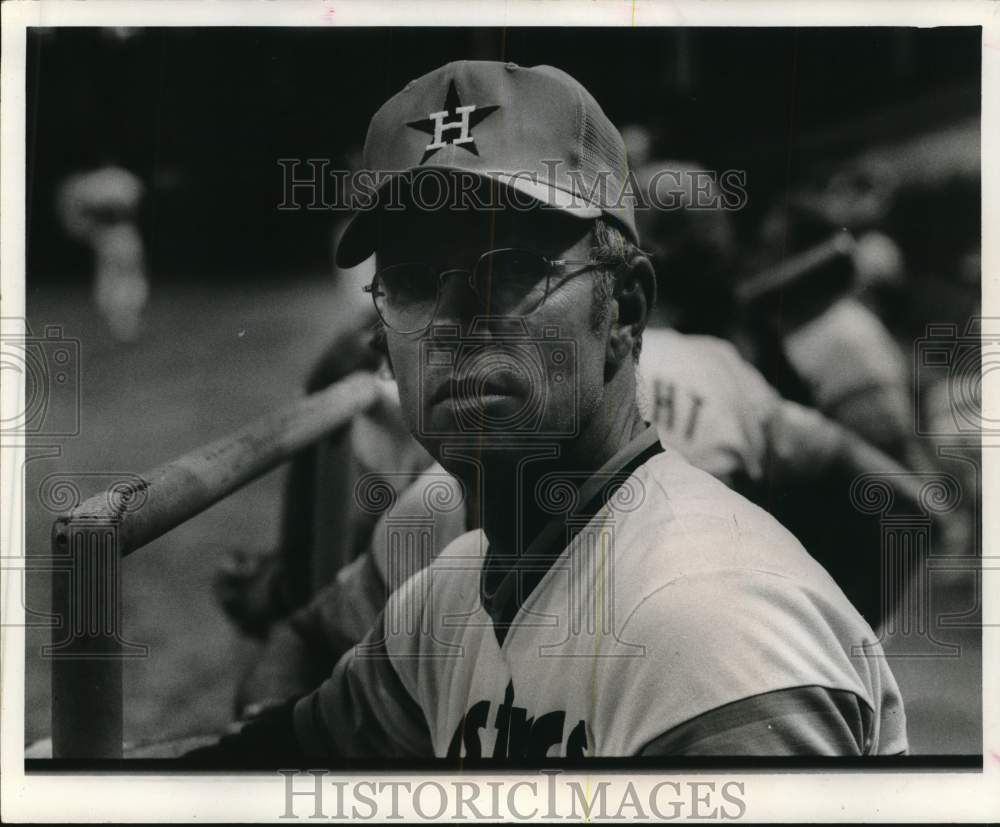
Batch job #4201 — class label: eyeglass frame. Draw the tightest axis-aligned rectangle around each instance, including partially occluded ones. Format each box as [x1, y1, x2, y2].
[362, 247, 607, 334]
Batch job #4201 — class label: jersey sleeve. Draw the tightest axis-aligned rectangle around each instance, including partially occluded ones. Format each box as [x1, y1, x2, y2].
[639, 685, 886, 756]
[288, 551, 387, 667]
[292, 608, 434, 758]
[782, 299, 916, 464]
[764, 399, 848, 480]
[608, 568, 908, 756]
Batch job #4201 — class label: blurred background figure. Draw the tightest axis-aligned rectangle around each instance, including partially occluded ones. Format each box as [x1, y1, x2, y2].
[633, 159, 744, 339]
[621, 123, 654, 168]
[214, 147, 432, 637]
[745, 175, 935, 475]
[55, 165, 149, 341]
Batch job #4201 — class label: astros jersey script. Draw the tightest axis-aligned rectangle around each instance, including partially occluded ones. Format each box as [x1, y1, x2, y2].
[293, 427, 907, 757]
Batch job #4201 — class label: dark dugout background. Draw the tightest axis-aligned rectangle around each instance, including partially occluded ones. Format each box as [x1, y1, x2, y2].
[27, 27, 979, 281]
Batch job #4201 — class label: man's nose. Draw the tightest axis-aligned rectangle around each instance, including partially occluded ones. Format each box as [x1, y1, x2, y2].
[435, 269, 480, 324]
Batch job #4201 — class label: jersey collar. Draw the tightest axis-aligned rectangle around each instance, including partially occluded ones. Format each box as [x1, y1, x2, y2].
[480, 425, 664, 646]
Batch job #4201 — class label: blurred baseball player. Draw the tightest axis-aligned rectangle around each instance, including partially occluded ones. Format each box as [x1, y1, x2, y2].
[56, 165, 149, 341]
[751, 202, 935, 475]
[191, 61, 905, 760]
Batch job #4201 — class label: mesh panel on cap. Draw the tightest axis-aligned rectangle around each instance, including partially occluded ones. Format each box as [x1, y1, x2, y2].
[531, 65, 631, 229]
[580, 107, 629, 205]
[578, 91, 637, 244]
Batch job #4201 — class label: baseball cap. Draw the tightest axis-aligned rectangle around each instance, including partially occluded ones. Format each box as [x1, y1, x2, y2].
[336, 60, 638, 267]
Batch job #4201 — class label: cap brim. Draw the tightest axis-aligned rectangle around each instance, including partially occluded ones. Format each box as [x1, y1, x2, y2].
[335, 169, 602, 269]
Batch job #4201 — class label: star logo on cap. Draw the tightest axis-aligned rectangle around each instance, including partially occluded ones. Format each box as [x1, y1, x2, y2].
[406, 80, 500, 164]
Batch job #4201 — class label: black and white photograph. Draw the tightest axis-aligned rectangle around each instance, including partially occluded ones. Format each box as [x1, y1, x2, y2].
[1, 0, 996, 821]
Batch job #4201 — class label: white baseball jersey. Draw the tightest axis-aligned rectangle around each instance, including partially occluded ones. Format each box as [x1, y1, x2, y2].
[293, 428, 907, 757]
[638, 327, 780, 483]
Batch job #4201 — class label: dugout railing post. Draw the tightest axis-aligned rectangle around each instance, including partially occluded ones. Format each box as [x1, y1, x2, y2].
[48, 372, 380, 759]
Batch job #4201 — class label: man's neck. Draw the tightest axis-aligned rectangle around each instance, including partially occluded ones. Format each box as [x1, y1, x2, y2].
[451, 403, 647, 557]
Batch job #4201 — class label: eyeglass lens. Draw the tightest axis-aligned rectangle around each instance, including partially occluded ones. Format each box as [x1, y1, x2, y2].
[374, 250, 550, 331]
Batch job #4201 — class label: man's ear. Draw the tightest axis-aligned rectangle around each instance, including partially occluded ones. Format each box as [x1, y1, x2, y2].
[606, 255, 656, 369]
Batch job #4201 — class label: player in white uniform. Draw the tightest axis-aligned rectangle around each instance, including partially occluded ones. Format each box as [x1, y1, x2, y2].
[191, 61, 906, 760]
[234, 324, 921, 720]
[55, 165, 149, 341]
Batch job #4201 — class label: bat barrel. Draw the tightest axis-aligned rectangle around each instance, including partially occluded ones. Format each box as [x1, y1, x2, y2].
[736, 230, 856, 306]
[50, 371, 380, 759]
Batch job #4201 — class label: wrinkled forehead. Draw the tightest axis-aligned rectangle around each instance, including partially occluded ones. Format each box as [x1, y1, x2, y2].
[373, 201, 593, 264]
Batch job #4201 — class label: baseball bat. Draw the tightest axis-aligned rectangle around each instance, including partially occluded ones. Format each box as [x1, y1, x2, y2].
[52, 370, 381, 558]
[736, 230, 856, 307]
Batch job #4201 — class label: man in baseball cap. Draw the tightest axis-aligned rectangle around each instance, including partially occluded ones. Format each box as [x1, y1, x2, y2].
[189, 61, 905, 761]
[336, 60, 639, 268]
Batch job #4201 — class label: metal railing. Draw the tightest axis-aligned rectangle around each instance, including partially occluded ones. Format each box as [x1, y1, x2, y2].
[49, 372, 380, 758]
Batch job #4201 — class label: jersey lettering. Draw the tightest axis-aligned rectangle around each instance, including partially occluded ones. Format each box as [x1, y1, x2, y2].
[652, 379, 705, 441]
[447, 681, 590, 758]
